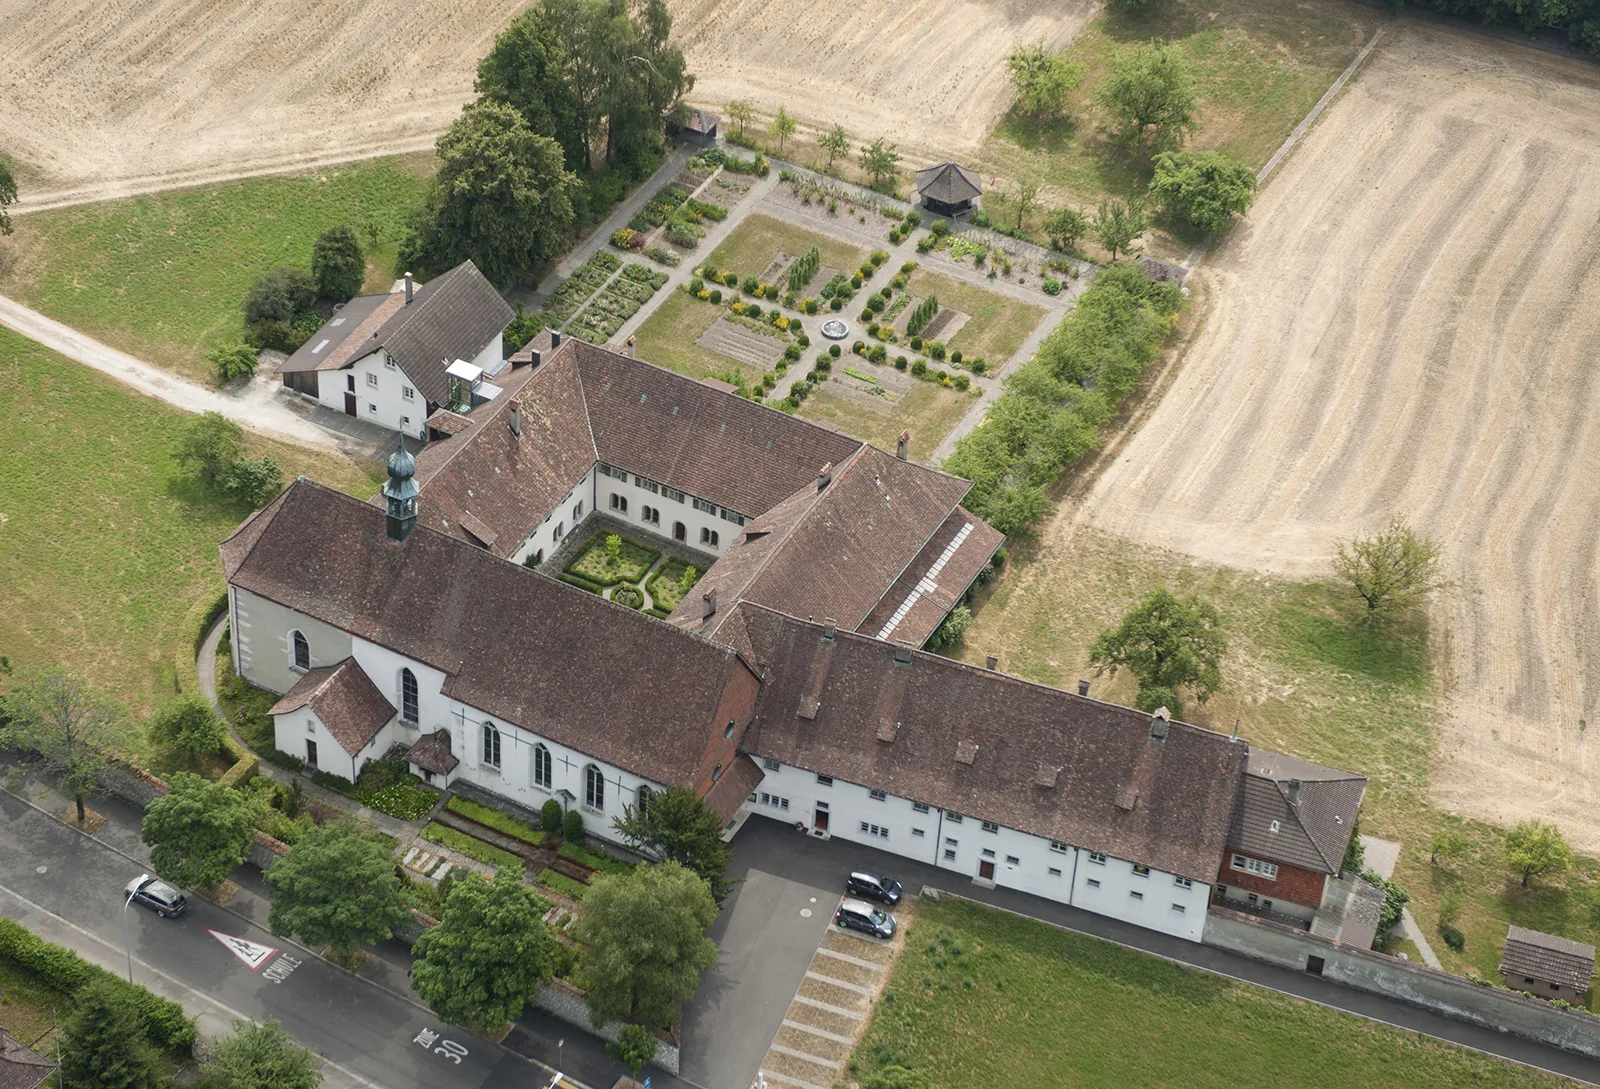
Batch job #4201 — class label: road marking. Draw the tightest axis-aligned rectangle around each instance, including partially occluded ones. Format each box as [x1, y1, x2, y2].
[789, 994, 862, 1019]
[760, 1068, 830, 1089]
[208, 929, 277, 970]
[813, 946, 883, 971]
[766, 1043, 841, 1070]
[262, 954, 302, 983]
[802, 970, 870, 994]
[781, 1019, 853, 1045]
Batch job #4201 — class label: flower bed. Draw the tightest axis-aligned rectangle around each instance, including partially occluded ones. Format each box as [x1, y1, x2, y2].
[420, 822, 525, 876]
[547, 252, 623, 323]
[447, 794, 549, 849]
[566, 532, 660, 586]
[557, 840, 635, 876]
[538, 868, 589, 901]
[612, 585, 645, 609]
[647, 557, 702, 614]
[568, 264, 671, 344]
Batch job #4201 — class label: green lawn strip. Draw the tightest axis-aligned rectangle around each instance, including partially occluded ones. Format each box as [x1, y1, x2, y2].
[0, 329, 380, 725]
[566, 533, 660, 585]
[538, 869, 589, 901]
[797, 383, 972, 463]
[0, 956, 73, 1050]
[446, 795, 549, 850]
[557, 840, 634, 877]
[420, 822, 525, 877]
[0, 157, 433, 381]
[647, 557, 702, 614]
[706, 213, 869, 284]
[853, 899, 1562, 1088]
[904, 268, 1045, 364]
[633, 289, 769, 382]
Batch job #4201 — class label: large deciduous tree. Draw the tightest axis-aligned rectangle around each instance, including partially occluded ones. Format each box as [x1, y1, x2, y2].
[411, 870, 559, 1031]
[1088, 588, 1226, 718]
[202, 1018, 320, 1089]
[242, 268, 317, 327]
[58, 977, 162, 1089]
[0, 668, 120, 825]
[311, 225, 365, 302]
[1332, 518, 1445, 624]
[611, 787, 733, 902]
[1503, 821, 1571, 888]
[1149, 150, 1257, 234]
[172, 411, 245, 489]
[1096, 43, 1196, 152]
[1006, 43, 1084, 118]
[265, 819, 418, 960]
[475, 3, 587, 171]
[0, 158, 16, 236]
[574, 862, 718, 1028]
[141, 772, 260, 891]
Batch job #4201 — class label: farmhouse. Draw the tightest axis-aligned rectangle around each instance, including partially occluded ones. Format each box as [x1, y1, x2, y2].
[915, 161, 983, 219]
[1501, 926, 1596, 1002]
[278, 260, 513, 439]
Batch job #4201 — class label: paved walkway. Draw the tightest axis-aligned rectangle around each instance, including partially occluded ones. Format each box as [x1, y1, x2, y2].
[1362, 834, 1444, 969]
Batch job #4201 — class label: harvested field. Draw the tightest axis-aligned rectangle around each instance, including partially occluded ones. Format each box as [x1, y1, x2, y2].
[1084, 24, 1600, 848]
[696, 317, 788, 368]
[673, 0, 1098, 161]
[0, 0, 524, 202]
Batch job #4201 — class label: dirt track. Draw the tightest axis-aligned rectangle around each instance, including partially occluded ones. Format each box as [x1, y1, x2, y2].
[1085, 24, 1600, 846]
[0, 0, 526, 201]
[673, 0, 1099, 159]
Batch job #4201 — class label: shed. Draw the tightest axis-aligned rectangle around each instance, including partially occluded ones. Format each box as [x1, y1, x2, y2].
[915, 162, 983, 218]
[1500, 925, 1596, 1001]
[683, 108, 720, 146]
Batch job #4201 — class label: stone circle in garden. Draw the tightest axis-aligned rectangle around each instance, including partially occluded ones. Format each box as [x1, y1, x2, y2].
[821, 319, 850, 340]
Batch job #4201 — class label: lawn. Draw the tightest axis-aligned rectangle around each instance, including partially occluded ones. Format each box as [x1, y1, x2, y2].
[633, 289, 768, 382]
[0, 154, 434, 382]
[0, 329, 383, 728]
[961, 521, 1600, 989]
[974, 0, 1383, 249]
[799, 383, 973, 463]
[705, 214, 869, 284]
[852, 898, 1563, 1088]
[647, 557, 704, 614]
[902, 268, 1045, 365]
[566, 531, 660, 585]
[0, 957, 70, 1056]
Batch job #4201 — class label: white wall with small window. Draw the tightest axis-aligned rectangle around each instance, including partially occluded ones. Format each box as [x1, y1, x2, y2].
[509, 470, 594, 566]
[271, 705, 396, 783]
[317, 350, 429, 439]
[590, 463, 740, 556]
[231, 587, 354, 696]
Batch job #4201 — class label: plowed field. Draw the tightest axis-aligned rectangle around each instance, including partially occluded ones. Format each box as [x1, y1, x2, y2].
[1086, 24, 1600, 846]
[0, 0, 525, 203]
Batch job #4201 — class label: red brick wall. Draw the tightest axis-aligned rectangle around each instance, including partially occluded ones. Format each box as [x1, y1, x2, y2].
[1216, 852, 1327, 909]
[690, 661, 762, 795]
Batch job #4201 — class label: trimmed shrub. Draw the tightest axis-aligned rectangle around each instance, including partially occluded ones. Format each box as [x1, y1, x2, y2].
[830, 297, 843, 311]
[870, 249, 888, 266]
[852, 340, 866, 354]
[910, 335, 923, 350]
[746, 303, 762, 318]
[829, 344, 842, 358]
[796, 334, 810, 347]
[895, 355, 908, 370]
[804, 298, 820, 314]
[954, 374, 972, 391]
[709, 289, 722, 304]
[951, 349, 963, 364]
[850, 274, 862, 289]
[910, 360, 927, 377]
[563, 807, 585, 845]
[929, 341, 947, 360]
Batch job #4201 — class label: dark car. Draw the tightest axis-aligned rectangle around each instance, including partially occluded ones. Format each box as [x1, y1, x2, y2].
[846, 871, 902, 905]
[835, 898, 896, 939]
[125, 874, 187, 918]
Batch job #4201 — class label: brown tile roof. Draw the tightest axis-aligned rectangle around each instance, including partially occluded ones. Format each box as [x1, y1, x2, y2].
[370, 261, 514, 407]
[225, 479, 752, 789]
[702, 753, 764, 822]
[1502, 926, 1596, 992]
[269, 658, 395, 757]
[0, 1029, 53, 1089]
[279, 292, 401, 374]
[1311, 873, 1385, 950]
[732, 605, 1247, 881]
[219, 487, 293, 580]
[407, 729, 459, 775]
[426, 409, 473, 436]
[1228, 750, 1367, 875]
[857, 505, 1005, 645]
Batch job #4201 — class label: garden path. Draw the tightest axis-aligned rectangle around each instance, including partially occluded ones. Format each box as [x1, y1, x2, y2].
[1362, 834, 1444, 969]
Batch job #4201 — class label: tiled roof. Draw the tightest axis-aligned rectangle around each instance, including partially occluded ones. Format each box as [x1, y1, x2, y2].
[225, 479, 751, 789]
[1311, 873, 1385, 950]
[1228, 750, 1367, 874]
[279, 292, 401, 374]
[372, 261, 514, 407]
[685, 108, 719, 135]
[702, 753, 764, 822]
[915, 162, 982, 204]
[406, 729, 459, 775]
[1502, 926, 1597, 992]
[0, 1028, 53, 1089]
[732, 605, 1247, 881]
[857, 505, 1005, 645]
[219, 488, 293, 580]
[269, 658, 395, 757]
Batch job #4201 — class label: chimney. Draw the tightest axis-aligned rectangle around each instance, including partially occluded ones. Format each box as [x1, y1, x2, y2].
[892, 642, 913, 668]
[508, 398, 522, 438]
[529, 348, 542, 368]
[817, 463, 833, 492]
[1287, 778, 1301, 806]
[984, 654, 998, 671]
[1149, 707, 1170, 742]
[823, 619, 837, 643]
[551, 330, 563, 349]
[1077, 680, 1090, 697]
[896, 430, 910, 460]
[403, 272, 414, 305]
[701, 587, 718, 621]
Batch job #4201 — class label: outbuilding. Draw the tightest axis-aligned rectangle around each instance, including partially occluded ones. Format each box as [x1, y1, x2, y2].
[1501, 925, 1595, 1002]
[914, 162, 983, 218]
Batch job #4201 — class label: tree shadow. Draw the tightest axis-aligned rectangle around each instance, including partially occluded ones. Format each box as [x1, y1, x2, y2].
[995, 110, 1079, 155]
[1273, 590, 1429, 687]
[160, 471, 252, 523]
[1100, 4, 1204, 46]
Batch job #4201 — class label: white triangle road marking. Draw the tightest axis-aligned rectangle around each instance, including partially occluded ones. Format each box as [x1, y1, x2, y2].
[207, 928, 278, 971]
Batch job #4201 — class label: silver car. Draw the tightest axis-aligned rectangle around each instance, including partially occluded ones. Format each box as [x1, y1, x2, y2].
[125, 874, 187, 918]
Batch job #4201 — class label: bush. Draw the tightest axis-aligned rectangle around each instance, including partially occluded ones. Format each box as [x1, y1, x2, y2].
[783, 343, 802, 361]
[1441, 924, 1466, 952]
[867, 345, 887, 364]
[790, 381, 809, 399]
[950, 349, 963, 364]
[814, 355, 832, 372]
[563, 808, 585, 846]
[541, 799, 564, 835]
[970, 357, 988, 375]
[741, 275, 758, 294]
[910, 360, 927, 377]
[243, 268, 316, 327]
[870, 249, 888, 266]
[829, 344, 841, 358]
[709, 288, 722, 304]
[895, 355, 908, 370]
[850, 273, 862, 289]
[209, 343, 259, 384]
[954, 374, 971, 391]
[830, 297, 843, 311]
[689, 277, 704, 294]
[931, 219, 950, 237]
[1042, 277, 1063, 296]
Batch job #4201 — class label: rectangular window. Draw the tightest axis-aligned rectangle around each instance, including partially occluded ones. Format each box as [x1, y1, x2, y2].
[943, 849, 957, 861]
[1231, 854, 1278, 880]
[633, 474, 660, 493]
[945, 837, 958, 847]
[402, 386, 414, 401]
[911, 802, 930, 814]
[366, 373, 378, 387]
[869, 789, 887, 801]
[1129, 891, 1144, 901]
[1048, 867, 1062, 877]
[693, 497, 716, 513]
[662, 487, 686, 503]
[945, 813, 963, 824]
[858, 822, 888, 840]
[1049, 840, 1068, 854]
[981, 848, 995, 858]
[763, 758, 779, 771]
[758, 792, 790, 812]
[1172, 904, 1187, 914]
[1174, 876, 1193, 890]
[1088, 852, 1106, 865]
[383, 358, 396, 369]
[720, 508, 747, 525]
[815, 801, 829, 812]
[1005, 855, 1020, 865]
[816, 774, 833, 786]
[367, 403, 377, 413]
[912, 828, 925, 838]
[1132, 864, 1151, 878]
[981, 821, 999, 834]
[401, 416, 410, 426]
[1086, 878, 1101, 889]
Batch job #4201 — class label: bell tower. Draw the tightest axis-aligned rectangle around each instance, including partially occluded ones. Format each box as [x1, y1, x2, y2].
[383, 433, 419, 542]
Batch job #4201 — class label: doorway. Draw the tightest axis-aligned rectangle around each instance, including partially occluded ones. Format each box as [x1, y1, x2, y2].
[978, 859, 995, 881]
[306, 739, 318, 768]
[814, 803, 829, 832]
[343, 393, 357, 417]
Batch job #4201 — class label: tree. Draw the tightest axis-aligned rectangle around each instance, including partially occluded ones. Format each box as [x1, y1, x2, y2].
[1430, 830, 1468, 866]
[475, 3, 587, 171]
[224, 456, 285, 508]
[726, 99, 754, 138]
[311, 225, 365, 302]
[1044, 207, 1088, 251]
[403, 101, 579, 288]
[612, 786, 733, 902]
[573, 862, 718, 1028]
[1088, 588, 1226, 718]
[1332, 518, 1446, 624]
[209, 342, 260, 384]
[1091, 198, 1149, 260]
[242, 268, 316, 327]
[412, 870, 559, 1031]
[607, 1023, 658, 1077]
[202, 1018, 319, 1089]
[858, 138, 901, 188]
[147, 693, 228, 758]
[57, 977, 162, 1089]
[767, 106, 797, 156]
[0, 668, 119, 824]
[265, 819, 418, 959]
[1095, 43, 1197, 152]
[1341, 810, 1365, 875]
[173, 411, 245, 489]
[819, 124, 850, 170]
[1012, 176, 1039, 231]
[1503, 820, 1571, 888]
[0, 158, 15, 236]
[1150, 150, 1257, 234]
[141, 772, 260, 891]
[1006, 43, 1083, 118]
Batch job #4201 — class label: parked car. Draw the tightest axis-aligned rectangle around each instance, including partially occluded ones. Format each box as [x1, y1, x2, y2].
[847, 871, 902, 905]
[125, 874, 187, 918]
[835, 898, 896, 939]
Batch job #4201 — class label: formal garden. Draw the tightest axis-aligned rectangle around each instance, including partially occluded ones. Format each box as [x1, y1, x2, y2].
[553, 529, 704, 621]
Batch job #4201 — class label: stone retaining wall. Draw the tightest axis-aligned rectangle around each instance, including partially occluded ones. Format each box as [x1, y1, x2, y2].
[533, 978, 681, 1075]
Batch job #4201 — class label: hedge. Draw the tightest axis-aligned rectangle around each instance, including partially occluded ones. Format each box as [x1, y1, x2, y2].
[945, 262, 1181, 535]
[0, 918, 198, 1055]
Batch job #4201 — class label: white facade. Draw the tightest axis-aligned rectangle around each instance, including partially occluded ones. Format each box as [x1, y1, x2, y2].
[509, 469, 595, 566]
[589, 463, 745, 557]
[745, 760, 1212, 941]
[311, 335, 505, 440]
[273, 705, 397, 781]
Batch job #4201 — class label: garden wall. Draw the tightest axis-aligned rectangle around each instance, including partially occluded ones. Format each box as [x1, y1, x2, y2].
[1203, 907, 1600, 1059]
[99, 760, 169, 808]
[534, 977, 681, 1075]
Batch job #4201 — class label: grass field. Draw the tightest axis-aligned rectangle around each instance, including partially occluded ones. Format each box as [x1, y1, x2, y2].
[0, 958, 69, 1057]
[705, 214, 869, 283]
[852, 898, 1561, 1087]
[632, 290, 767, 382]
[0, 329, 383, 726]
[0, 155, 434, 382]
[903, 268, 1045, 364]
[799, 384, 973, 462]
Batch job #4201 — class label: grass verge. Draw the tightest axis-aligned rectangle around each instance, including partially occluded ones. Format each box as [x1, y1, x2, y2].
[903, 269, 1045, 364]
[632, 290, 767, 382]
[852, 897, 1562, 1087]
[706, 213, 869, 284]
